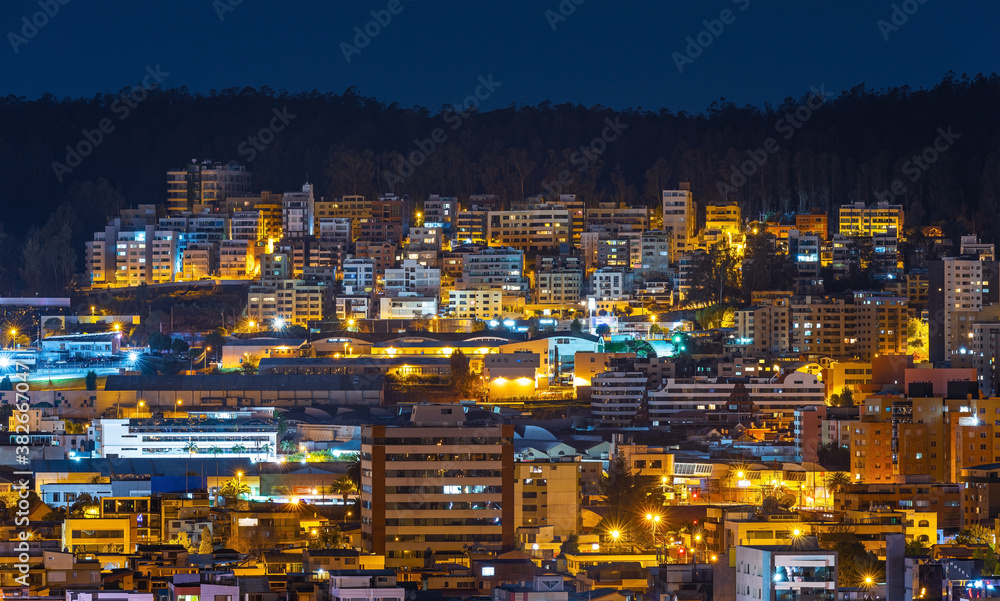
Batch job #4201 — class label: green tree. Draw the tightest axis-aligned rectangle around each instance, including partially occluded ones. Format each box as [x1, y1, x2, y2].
[84, 370, 97, 391]
[450, 350, 472, 397]
[825, 472, 852, 497]
[954, 525, 995, 547]
[817, 444, 850, 471]
[570, 319, 583, 333]
[205, 329, 226, 358]
[595, 323, 611, 337]
[560, 533, 580, 555]
[829, 386, 855, 408]
[905, 539, 930, 556]
[168, 532, 197, 553]
[345, 452, 362, 489]
[695, 305, 736, 330]
[148, 332, 171, 353]
[184, 441, 199, 456]
[198, 526, 214, 554]
[0, 376, 12, 391]
[241, 354, 259, 375]
[687, 241, 741, 306]
[329, 475, 358, 521]
[219, 478, 250, 505]
[171, 337, 190, 355]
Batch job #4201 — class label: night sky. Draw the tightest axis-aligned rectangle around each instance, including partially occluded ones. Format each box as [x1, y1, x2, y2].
[2, 0, 998, 113]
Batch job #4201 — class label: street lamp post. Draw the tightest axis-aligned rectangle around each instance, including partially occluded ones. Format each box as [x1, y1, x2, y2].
[646, 513, 661, 563]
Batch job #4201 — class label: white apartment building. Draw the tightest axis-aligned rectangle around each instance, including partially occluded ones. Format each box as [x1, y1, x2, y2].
[114, 228, 181, 287]
[231, 209, 262, 241]
[408, 226, 444, 251]
[536, 269, 583, 305]
[590, 371, 647, 426]
[590, 268, 628, 301]
[319, 217, 353, 244]
[930, 257, 999, 363]
[423, 194, 457, 231]
[648, 371, 825, 428]
[459, 247, 530, 295]
[329, 571, 406, 601]
[662, 185, 696, 262]
[336, 296, 371, 321]
[379, 295, 438, 320]
[735, 544, 837, 601]
[94, 415, 278, 461]
[384, 260, 441, 297]
[487, 205, 571, 252]
[447, 288, 503, 320]
[343, 258, 376, 295]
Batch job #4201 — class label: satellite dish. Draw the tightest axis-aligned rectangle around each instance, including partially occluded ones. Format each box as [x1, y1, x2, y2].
[761, 497, 779, 513]
[779, 495, 797, 508]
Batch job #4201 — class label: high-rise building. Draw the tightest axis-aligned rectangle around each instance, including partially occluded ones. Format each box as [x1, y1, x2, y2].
[488, 205, 571, 253]
[360, 405, 515, 568]
[282, 183, 315, 239]
[167, 161, 251, 213]
[662, 184, 696, 262]
[929, 257, 1000, 363]
[535, 268, 583, 305]
[459, 247, 530, 295]
[838, 201, 904, 236]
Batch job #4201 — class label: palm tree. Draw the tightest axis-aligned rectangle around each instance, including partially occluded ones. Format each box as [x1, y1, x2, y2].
[220, 478, 251, 504]
[825, 472, 851, 499]
[258, 443, 272, 461]
[231, 444, 247, 455]
[209, 446, 223, 457]
[345, 453, 362, 489]
[184, 441, 199, 456]
[329, 475, 358, 522]
[280, 439, 296, 454]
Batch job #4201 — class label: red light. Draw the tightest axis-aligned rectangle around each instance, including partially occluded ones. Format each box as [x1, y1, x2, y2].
[693, 519, 698, 523]
[678, 548, 684, 554]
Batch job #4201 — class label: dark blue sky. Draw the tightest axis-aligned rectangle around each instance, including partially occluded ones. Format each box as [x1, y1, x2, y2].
[2, 0, 998, 113]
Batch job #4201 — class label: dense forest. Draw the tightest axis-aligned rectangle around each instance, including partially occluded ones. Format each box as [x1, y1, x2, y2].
[1, 72, 998, 295]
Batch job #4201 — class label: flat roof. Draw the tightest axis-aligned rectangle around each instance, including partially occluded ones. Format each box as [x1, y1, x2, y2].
[104, 373, 383, 391]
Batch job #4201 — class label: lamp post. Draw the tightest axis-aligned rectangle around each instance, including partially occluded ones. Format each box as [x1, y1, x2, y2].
[9, 328, 16, 350]
[645, 513, 661, 563]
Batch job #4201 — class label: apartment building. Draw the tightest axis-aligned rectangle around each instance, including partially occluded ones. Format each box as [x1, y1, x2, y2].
[167, 161, 251, 213]
[384, 260, 441, 297]
[247, 278, 327, 326]
[487, 205, 571, 252]
[789, 293, 907, 361]
[179, 243, 216, 281]
[795, 209, 829, 240]
[218, 239, 253, 279]
[343, 258, 375, 295]
[929, 257, 1000, 363]
[316, 195, 371, 233]
[455, 207, 489, 244]
[838, 201, 904, 236]
[378, 296, 438, 319]
[972, 321, 1000, 398]
[590, 370, 647, 426]
[732, 303, 790, 356]
[113, 228, 181, 287]
[514, 459, 581, 537]
[459, 247, 530, 295]
[662, 184, 696, 262]
[735, 542, 837, 601]
[704, 201, 741, 236]
[637, 229, 672, 280]
[586, 202, 649, 231]
[423, 194, 457, 232]
[360, 405, 515, 569]
[590, 268, 628, 301]
[535, 268, 583, 305]
[648, 371, 825, 429]
[94, 415, 278, 460]
[282, 183, 316, 239]
[447, 288, 503, 320]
